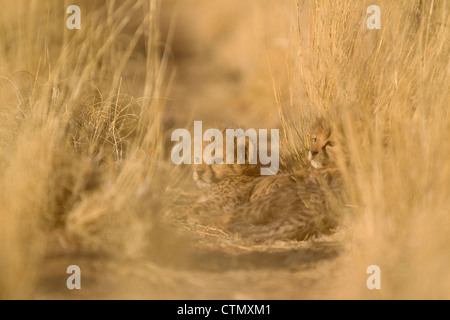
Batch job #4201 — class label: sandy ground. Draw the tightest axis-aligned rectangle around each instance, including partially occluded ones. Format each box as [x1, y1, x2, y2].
[35, 231, 343, 299]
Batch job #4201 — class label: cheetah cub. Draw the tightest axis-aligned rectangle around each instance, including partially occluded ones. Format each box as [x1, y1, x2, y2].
[308, 117, 337, 169]
[188, 132, 303, 218]
[189, 119, 342, 242]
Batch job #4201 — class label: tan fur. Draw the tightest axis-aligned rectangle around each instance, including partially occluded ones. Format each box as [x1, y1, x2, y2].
[192, 128, 260, 190]
[187, 121, 342, 242]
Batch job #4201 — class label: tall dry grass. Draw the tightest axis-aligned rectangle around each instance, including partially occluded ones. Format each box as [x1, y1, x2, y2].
[0, 0, 170, 299]
[0, 0, 448, 300]
[281, 0, 450, 298]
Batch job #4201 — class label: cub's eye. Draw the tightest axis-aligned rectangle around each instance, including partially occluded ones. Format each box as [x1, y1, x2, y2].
[312, 137, 317, 143]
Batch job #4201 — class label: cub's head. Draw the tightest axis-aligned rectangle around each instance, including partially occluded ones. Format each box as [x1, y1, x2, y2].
[193, 132, 260, 190]
[308, 118, 337, 169]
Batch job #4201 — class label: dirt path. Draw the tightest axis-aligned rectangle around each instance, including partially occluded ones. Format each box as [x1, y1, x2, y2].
[35, 232, 342, 299]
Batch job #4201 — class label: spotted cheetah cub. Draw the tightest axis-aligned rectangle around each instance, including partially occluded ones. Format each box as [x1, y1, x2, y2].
[188, 132, 304, 217]
[189, 119, 342, 241]
[308, 117, 337, 169]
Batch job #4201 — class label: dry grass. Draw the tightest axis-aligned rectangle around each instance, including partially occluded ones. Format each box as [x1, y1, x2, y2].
[0, 0, 169, 299]
[281, 0, 450, 299]
[0, 0, 449, 300]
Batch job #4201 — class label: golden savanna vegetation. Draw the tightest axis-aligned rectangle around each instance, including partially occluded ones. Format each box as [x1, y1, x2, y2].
[0, 0, 448, 299]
